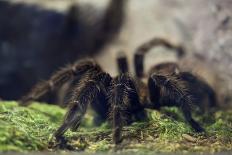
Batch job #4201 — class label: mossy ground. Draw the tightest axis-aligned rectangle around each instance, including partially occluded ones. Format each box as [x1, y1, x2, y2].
[0, 101, 231, 153]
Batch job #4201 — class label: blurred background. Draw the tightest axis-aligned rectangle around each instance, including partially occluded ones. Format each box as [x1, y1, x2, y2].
[0, 0, 232, 107]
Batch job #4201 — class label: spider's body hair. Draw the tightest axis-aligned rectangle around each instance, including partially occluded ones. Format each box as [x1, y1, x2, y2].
[179, 72, 217, 111]
[116, 51, 149, 108]
[119, 49, 205, 132]
[54, 82, 99, 138]
[54, 71, 111, 139]
[149, 73, 192, 109]
[108, 74, 146, 144]
[109, 78, 128, 144]
[148, 73, 204, 132]
[150, 62, 216, 109]
[20, 58, 147, 145]
[134, 38, 210, 132]
[149, 63, 217, 111]
[82, 71, 112, 122]
[133, 37, 217, 112]
[116, 51, 129, 74]
[19, 36, 215, 146]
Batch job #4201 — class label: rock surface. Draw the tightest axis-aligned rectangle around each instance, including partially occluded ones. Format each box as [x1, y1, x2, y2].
[96, 0, 232, 107]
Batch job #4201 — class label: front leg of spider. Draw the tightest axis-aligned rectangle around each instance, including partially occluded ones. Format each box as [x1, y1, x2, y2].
[19, 59, 100, 106]
[53, 71, 112, 148]
[148, 74, 205, 132]
[109, 74, 145, 145]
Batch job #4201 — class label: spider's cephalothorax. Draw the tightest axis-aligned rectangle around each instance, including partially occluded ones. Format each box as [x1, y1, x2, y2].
[20, 38, 216, 146]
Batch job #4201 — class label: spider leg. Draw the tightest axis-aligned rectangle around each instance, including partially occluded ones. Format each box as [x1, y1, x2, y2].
[148, 74, 204, 132]
[181, 103, 205, 132]
[54, 72, 112, 139]
[116, 51, 129, 74]
[134, 38, 185, 78]
[19, 59, 101, 106]
[54, 103, 85, 139]
[134, 51, 144, 78]
[109, 74, 144, 144]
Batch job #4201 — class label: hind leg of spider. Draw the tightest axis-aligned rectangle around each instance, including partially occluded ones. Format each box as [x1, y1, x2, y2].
[19, 59, 101, 106]
[116, 51, 129, 74]
[109, 74, 144, 144]
[181, 104, 205, 132]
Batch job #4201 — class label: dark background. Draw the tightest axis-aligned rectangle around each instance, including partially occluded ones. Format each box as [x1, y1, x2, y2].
[0, 0, 125, 101]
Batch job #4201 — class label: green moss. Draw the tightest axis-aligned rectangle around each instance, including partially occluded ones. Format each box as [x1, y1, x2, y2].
[0, 101, 64, 152]
[0, 101, 231, 153]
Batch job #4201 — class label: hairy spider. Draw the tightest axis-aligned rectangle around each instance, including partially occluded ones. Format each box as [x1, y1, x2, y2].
[20, 58, 147, 145]
[19, 38, 216, 146]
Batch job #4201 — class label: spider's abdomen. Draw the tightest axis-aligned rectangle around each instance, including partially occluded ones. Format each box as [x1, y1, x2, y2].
[178, 72, 217, 111]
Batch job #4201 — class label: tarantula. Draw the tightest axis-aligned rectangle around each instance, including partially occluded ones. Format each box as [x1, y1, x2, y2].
[19, 38, 216, 145]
